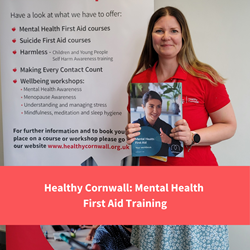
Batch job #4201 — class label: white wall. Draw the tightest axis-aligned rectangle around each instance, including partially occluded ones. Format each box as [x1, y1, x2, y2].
[155, 0, 250, 166]
[155, 0, 250, 249]
[0, 70, 3, 165]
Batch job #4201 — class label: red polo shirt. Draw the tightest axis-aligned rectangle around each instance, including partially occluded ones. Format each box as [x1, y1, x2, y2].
[129, 63, 230, 166]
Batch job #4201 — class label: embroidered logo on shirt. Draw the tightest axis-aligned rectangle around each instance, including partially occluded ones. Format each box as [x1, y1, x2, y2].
[183, 96, 199, 104]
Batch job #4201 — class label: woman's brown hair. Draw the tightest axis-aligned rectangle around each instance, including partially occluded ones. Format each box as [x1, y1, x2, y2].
[131, 6, 225, 86]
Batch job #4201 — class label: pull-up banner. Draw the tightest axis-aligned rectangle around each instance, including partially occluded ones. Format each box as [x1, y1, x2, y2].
[0, 0, 153, 166]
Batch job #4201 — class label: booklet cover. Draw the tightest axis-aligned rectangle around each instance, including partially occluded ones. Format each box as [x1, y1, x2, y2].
[130, 82, 183, 160]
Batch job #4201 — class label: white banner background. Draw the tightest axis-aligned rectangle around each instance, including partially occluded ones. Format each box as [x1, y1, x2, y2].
[0, 0, 153, 166]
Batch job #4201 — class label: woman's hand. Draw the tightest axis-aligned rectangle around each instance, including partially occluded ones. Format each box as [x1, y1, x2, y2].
[159, 128, 172, 144]
[125, 123, 141, 145]
[170, 119, 192, 146]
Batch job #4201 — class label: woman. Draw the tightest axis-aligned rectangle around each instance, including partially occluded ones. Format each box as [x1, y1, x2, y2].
[133, 90, 182, 156]
[126, 6, 236, 250]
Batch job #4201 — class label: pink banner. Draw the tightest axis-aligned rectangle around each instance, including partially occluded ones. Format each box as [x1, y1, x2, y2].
[1, 166, 249, 225]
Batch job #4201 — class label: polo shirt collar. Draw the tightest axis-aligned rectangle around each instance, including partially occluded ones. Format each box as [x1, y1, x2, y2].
[151, 61, 187, 82]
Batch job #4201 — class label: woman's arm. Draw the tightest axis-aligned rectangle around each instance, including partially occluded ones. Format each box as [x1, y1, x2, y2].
[170, 102, 237, 146]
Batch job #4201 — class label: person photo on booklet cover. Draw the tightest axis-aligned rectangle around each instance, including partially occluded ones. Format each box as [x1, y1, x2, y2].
[132, 90, 183, 156]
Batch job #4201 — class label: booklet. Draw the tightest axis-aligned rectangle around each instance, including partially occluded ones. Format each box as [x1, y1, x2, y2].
[130, 82, 184, 161]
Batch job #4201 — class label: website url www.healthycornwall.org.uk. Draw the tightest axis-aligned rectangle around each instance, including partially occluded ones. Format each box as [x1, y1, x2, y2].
[47, 143, 130, 151]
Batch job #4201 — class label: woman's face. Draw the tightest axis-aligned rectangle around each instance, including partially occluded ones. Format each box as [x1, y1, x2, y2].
[152, 15, 182, 60]
[142, 98, 162, 126]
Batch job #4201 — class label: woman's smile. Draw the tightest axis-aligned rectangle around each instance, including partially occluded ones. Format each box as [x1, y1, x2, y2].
[152, 15, 182, 60]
